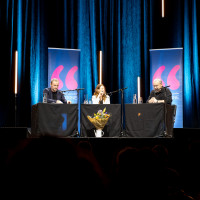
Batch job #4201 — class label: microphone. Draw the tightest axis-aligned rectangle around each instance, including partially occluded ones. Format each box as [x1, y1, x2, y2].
[107, 87, 128, 95]
[163, 85, 170, 88]
[61, 88, 85, 92]
[121, 87, 128, 90]
[61, 90, 74, 92]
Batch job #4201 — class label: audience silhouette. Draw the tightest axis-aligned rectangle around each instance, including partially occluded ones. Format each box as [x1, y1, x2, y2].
[3, 136, 109, 199]
[1, 136, 199, 200]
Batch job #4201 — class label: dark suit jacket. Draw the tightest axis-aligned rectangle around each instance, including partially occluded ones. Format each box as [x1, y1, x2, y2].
[43, 88, 67, 104]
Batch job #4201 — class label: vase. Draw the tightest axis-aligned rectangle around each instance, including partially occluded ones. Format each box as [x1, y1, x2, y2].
[94, 129, 104, 137]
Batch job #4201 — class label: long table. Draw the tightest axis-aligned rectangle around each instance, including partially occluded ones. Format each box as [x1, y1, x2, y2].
[31, 103, 175, 138]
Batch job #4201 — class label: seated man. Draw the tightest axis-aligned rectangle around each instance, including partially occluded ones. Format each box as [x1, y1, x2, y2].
[43, 78, 68, 104]
[147, 78, 172, 104]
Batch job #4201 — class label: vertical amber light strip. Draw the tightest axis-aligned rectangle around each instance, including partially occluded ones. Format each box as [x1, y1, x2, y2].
[15, 51, 18, 94]
[162, 0, 165, 18]
[137, 76, 141, 103]
[99, 51, 102, 84]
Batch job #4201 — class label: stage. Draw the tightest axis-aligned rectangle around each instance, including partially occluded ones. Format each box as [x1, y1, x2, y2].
[0, 127, 200, 140]
[1, 127, 199, 162]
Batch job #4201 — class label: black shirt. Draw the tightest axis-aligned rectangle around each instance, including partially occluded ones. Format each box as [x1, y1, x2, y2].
[147, 87, 172, 105]
[52, 92, 57, 100]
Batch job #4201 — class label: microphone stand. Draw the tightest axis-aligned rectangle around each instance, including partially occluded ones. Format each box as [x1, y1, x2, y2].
[15, 93, 17, 127]
[107, 87, 128, 137]
[75, 89, 81, 137]
[62, 88, 85, 137]
[163, 87, 168, 137]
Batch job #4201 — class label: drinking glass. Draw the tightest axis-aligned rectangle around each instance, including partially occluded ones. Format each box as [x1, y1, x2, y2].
[89, 98, 92, 104]
[84, 94, 88, 104]
[138, 97, 143, 104]
[133, 94, 137, 104]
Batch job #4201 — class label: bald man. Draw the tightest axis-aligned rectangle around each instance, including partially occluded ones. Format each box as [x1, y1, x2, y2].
[147, 79, 172, 104]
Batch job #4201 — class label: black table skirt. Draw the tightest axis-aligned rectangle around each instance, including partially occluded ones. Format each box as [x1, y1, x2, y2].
[125, 104, 165, 137]
[81, 104, 121, 137]
[125, 103, 176, 137]
[31, 103, 78, 137]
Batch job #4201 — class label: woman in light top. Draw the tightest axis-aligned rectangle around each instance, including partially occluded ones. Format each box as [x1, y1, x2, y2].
[92, 84, 110, 104]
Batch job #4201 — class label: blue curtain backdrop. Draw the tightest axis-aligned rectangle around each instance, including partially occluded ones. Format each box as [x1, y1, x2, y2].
[0, 0, 200, 128]
[183, 0, 200, 127]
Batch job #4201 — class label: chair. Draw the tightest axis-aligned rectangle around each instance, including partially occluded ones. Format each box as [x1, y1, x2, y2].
[165, 104, 177, 137]
[173, 105, 177, 123]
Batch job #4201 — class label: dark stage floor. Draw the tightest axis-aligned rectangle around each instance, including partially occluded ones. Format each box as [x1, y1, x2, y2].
[0, 127, 200, 139]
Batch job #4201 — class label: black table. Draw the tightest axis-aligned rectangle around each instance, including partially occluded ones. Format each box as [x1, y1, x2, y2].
[125, 103, 175, 138]
[31, 103, 78, 137]
[81, 104, 121, 137]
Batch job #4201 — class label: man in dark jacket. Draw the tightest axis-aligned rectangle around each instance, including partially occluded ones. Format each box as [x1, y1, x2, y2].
[43, 78, 67, 104]
[147, 79, 172, 105]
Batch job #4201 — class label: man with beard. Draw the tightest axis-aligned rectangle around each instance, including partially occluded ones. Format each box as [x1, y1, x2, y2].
[147, 79, 172, 104]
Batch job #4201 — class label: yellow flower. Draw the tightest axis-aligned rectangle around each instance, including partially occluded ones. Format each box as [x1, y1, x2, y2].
[87, 107, 111, 130]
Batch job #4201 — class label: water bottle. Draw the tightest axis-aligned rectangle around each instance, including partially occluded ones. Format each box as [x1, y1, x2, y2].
[133, 94, 137, 104]
[43, 93, 47, 103]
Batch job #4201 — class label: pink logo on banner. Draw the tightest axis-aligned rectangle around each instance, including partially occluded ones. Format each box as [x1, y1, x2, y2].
[65, 66, 78, 90]
[51, 65, 64, 89]
[153, 65, 180, 90]
[153, 66, 166, 86]
[167, 65, 180, 90]
[51, 65, 78, 90]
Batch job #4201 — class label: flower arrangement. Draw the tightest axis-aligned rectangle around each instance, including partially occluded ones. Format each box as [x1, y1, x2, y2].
[87, 107, 111, 130]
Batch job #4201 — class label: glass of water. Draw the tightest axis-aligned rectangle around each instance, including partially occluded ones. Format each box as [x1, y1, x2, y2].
[138, 97, 143, 104]
[84, 94, 88, 104]
[133, 94, 137, 104]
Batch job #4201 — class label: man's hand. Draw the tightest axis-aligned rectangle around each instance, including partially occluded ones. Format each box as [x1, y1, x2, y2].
[148, 97, 157, 103]
[56, 100, 63, 104]
[148, 98, 165, 103]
